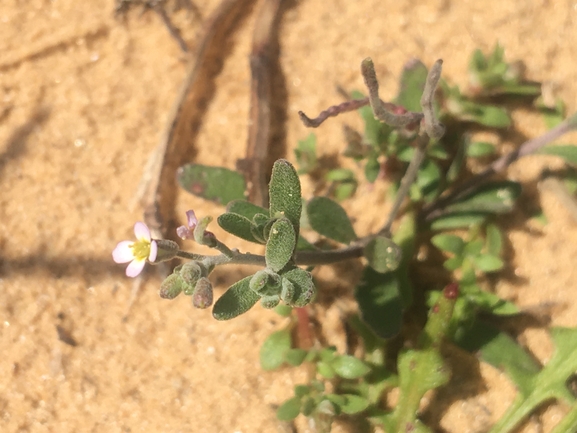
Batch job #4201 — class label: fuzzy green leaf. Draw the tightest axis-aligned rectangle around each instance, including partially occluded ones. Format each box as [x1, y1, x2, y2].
[281, 267, 316, 307]
[177, 164, 245, 205]
[355, 266, 403, 339]
[226, 200, 268, 220]
[363, 236, 402, 273]
[307, 197, 357, 244]
[260, 329, 291, 371]
[212, 276, 260, 320]
[217, 212, 262, 244]
[266, 218, 296, 272]
[269, 160, 302, 231]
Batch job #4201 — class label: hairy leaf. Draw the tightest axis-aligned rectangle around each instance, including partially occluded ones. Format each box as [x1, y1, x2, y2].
[307, 197, 357, 244]
[178, 164, 245, 204]
[212, 276, 259, 320]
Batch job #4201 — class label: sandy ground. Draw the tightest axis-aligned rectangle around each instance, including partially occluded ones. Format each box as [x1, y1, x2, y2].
[2, 1, 577, 432]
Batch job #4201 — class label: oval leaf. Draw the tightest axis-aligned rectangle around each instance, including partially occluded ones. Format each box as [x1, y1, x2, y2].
[226, 200, 268, 219]
[266, 218, 296, 272]
[277, 397, 301, 421]
[217, 213, 261, 244]
[363, 236, 402, 273]
[431, 234, 465, 255]
[307, 196, 357, 244]
[212, 276, 260, 320]
[177, 164, 245, 204]
[331, 355, 371, 379]
[340, 395, 370, 415]
[260, 329, 291, 371]
[269, 160, 302, 231]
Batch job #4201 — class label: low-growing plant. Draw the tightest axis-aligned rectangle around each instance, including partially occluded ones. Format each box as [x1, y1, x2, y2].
[113, 44, 577, 432]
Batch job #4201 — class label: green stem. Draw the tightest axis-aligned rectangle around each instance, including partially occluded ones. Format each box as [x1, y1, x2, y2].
[488, 394, 552, 433]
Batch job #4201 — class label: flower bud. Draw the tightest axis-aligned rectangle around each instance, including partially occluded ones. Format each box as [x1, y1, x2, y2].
[194, 216, 217, 248]
[192, 277, 213, 309]
[159, 273, 185, 299]
[179, 261, 202, 287]
[151, 239, 179, 263]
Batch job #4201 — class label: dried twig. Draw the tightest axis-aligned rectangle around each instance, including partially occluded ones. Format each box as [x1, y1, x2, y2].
[138, 0, 253, 240]
[361, 57, 423, 128]
[298, 98, 370, 127]
[238, 0, 283, 207]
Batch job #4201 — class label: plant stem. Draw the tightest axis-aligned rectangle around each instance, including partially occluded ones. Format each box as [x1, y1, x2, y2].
[379, 134, 429, 237]
[422, 112, 577, 221]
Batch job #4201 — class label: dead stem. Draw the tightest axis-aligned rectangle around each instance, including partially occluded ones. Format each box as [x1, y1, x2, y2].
[240, 0, 283, 207]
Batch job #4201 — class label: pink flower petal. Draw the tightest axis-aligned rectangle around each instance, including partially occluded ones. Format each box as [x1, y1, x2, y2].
[126, 258, 146, 277]
[185, 210, 198, 228]
[134, 222, 151, 242]
[148, 240, 158, 262]
[112, 241, 135, 263]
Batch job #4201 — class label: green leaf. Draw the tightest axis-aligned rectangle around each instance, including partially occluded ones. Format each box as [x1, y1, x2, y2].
[212, 276, 260, 320]
[355, 266, 403, 339]
[364, 155, 381, 183]
[466, 141, 496, 158]
[217, 212, 262, 244]
[537, 145, 577, 165]
[473, 253, 504, 272]
[281, 267, 316, 307]
[277, 397, 301, 421]
[431, 234, 465, 255]
[269, 160, 302, 231]
[285, 349, 307, 366]
[260, 329, 291, 371]
[339, 395, 370, 415]
[307, 197, 357, 244]
[274, 304, 293, 317]
[445, 181, 522, 214]
[317, 361, 336, 379]
[266, 218, 296, 272]
[177, 164, 245, 205]
[455, 321, 539, 395]
[430, 212, 487, 230]
[331, 355, 371, 379]
[467, 290, 519, 316]
[326, 168, 355, 182]
[294, 133, 317, 174]
[363, 236, 402, 273]
[485, 223, 503, 256]
[396, 58, 428, 112]
[226, 200, 268, 220]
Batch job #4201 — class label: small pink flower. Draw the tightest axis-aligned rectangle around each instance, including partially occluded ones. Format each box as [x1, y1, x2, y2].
[176, 210, 198, 240]
[112, 222, 158, 277]
[176, 210, 216, 243]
